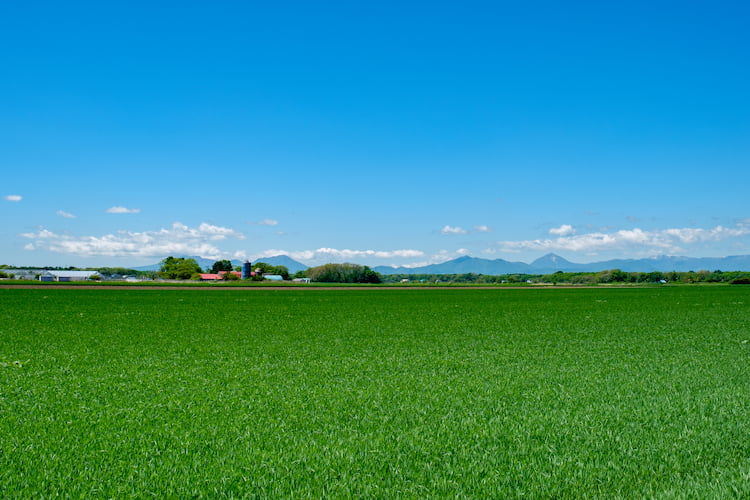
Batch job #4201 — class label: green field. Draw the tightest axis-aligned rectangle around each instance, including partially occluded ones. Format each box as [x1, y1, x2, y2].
[1, 288, 749, 497]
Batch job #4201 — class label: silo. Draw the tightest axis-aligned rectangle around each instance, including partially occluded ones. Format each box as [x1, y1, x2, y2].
[241, 260, 252, 279]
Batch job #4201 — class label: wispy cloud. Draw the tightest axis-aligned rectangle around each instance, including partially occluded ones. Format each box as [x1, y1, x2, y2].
[497, 222, 750, 254]
[106, 206, 141, 214]
[257, 218, 279, 226]
[56, 210, 76, 219]
[21, 222, 244, 259]
[4, 195, 22, 202]
[441, 224, 491, 235]
[441, 225, 468, 235]
[549, 224, 575, 236]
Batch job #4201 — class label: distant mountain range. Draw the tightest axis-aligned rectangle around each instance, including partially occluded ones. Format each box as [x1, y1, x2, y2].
[132, 253, 750, 275]
[373, 253, 750, 275]
[253, 255, 309, 273]
[132, 255, 309, 273]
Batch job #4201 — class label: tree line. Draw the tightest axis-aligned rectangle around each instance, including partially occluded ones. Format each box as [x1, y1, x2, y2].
[157, 257, 293, 281]
[3, 260, 750, 284]
[380, 269, 750, 285]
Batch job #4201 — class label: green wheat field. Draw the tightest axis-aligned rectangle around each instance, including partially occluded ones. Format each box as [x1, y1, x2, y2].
[1, 287, 749, 497]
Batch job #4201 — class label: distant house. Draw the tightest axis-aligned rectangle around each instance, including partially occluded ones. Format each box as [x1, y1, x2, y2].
[292, 277, 311, 283]
[263, 274, 284, 281]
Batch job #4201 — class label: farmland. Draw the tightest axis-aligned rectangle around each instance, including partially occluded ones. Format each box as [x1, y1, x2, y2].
[1, 287, 749, 497]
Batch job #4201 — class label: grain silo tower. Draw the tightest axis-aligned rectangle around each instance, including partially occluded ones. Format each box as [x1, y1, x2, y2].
[241, 260, 252, 279]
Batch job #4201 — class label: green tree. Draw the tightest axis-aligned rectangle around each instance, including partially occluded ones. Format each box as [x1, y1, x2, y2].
[609, 269, 628, 282]
[306, 263, 382, 283]
[96, 267, 140, 277]
[211, 260, 233, 273]
[158, 257, 203, 280]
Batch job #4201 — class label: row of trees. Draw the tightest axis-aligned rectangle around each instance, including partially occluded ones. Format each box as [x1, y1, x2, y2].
[303, 263, 381, 283]
[160, 259, 380, 283]
[5, 259, 749, 285]
[158, 257, 292, 281]
[540, 269, 750, 284]
[380, 269, 750, 284]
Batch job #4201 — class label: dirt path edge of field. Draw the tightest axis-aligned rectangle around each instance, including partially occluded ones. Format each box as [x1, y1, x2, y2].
[0, 284, 638, 291]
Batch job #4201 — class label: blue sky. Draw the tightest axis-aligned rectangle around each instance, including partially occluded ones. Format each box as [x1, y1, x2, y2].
[2, 1, 749, 268]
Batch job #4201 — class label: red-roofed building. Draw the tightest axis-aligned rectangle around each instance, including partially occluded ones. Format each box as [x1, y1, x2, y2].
[199, 273, 222, 280]
[218, 271, 242, 278]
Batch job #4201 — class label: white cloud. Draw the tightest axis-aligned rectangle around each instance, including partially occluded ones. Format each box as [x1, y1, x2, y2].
[496, 223, 750, 254]
[549, 224, 575, 236]
[20, 222, 244, 259]
[106, 206, 141, 214]
[254, 218, 279, 226]
[238, 246, 472, 269]
[442, 225, 491, 235]
[23, 243, 35, 250]
[56, 210, 76, 219]
[441, 225, 468, 235]
[242, 247, 425, 264]
[5, 195, 22, 202]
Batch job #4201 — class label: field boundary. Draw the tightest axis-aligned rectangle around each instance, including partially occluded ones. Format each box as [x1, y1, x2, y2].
[0, 284, 656, 290]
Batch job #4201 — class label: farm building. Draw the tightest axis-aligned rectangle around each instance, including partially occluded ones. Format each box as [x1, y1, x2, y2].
[199, 271, 242, 281]
[1, 269, 45, 280]
[198, 273, 222, 281]
[218, 271, 241, 279]
[241, 260, 252, 279]
[45, 270, 99, 281]
[263, 274, 284, 281]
